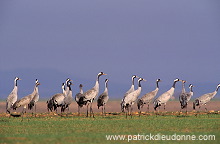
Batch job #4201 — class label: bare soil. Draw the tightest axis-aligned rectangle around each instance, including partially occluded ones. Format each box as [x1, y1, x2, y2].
[0, 100, 219, 114]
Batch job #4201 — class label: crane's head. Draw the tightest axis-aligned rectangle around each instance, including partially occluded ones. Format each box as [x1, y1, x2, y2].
[35, 79, 40, 86]
[67, 81, 74, 86]
[105, 79, 109, 83]
[66, 78, 72, 83]
[217, 84, 220, 88]
[138, 77, 146, 82]
[79, 84, 83, 88]
[15, 77, 21, 81]
[62, 83, 65, 89]
[189, 84, 194, 88]
[174, 78, 180, 82]
[157, 79, 161, 82]
[98, 72, 107, 76]
[132, 75, 139, 79]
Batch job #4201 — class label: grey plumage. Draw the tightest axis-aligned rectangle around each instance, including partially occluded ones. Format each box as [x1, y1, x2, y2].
[193, 84, 220, 111]
[137, 79, 161, 113]
[179, 80, 187, 109]
[121, 75, 139, 112]
[75, 84, 85, 106]
[13, 79, 40, 120]
[28, 79, 40, 112]
[6, 77, 21, 114]
[61, 81, 73, 112]
[122, 78, 146, 118]
[50, 83, 66, 112]
[179, 81, 194, 111]
[75, 84, 86, 115]
[97, 79, 109, 116]
[154, 78, 180, 111]
[82, 72, 107, 117]
[46, 98, 54, 112]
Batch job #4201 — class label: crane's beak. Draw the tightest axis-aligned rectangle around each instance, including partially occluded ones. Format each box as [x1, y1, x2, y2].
[142, 79, 147, 81]
[102, 73, 107, 75]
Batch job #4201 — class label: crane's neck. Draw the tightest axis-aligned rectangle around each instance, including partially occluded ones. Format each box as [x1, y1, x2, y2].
[94, 75, 101, 91]
[31, 85, 39, 98]
[135, 81, 142, 98]
[216, 86, 220, 92]
[132, 77, 135, 86]
[182, 82, 186, 93]
[12, 79, 18, 93]
[138, 80, 142, 88]
[35, 85, 39, 94]
[104, 81, 108, 92]
[190, 86, 193, 92]
[80, 87, 83, 94]
[62, 87, 66, 96]
[172, 81, 178, 88]
[68, 84, 72, 91]
[156, 81, 159, 89]
[14, 79, 18, 87]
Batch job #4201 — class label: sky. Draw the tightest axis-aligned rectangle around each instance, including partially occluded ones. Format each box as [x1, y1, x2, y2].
[0, 0, 220, 99]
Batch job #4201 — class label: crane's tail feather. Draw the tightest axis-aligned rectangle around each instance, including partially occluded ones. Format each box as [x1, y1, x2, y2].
[153, 100, 161, 110]
[180, 100, 187, 109]
[137, 99, 144, 110]
[12, 101, 20, 110]
[97, 98, 103, 109]
[120, 100, 125, 112]
[6, 102, 11, 114]
[47, 99, 54, 112]
[193, 99, 199, 110]
[78, 96, 87, 107]
[28, 100, 35, 110]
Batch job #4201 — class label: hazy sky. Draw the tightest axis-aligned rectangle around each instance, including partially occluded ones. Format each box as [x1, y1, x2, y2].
[1, 0, 220, 99]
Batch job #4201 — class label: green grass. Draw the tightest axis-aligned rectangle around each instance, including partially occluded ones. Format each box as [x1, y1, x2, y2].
[0, 114, 219, 144]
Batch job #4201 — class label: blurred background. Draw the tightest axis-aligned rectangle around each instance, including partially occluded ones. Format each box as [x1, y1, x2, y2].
[0, 0, 220, 100]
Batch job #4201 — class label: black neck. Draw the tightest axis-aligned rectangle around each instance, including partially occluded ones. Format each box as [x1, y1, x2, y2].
[216, 86, 219, 92]
[172, 81, 177, 88]
[15, 80, 18, 86]
[138, 80, 142, 87]
[156, 81, 159, 88]
[190, 86, 193, 92]
[105, 81, 108, 89]
[68, 85, 72, 91]
[132, 77, 135, 85]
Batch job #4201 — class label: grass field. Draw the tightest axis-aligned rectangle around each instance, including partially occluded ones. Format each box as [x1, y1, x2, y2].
[0, 112, 219, 144]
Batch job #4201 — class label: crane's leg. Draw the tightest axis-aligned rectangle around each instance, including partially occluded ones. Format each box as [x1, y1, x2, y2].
[21, 107, 26, 122]
[139, 107, 141, 117]
[147, 104, 150, 112]
[78, 105, 80, 116]
[130, 106, 133, 118]
[90, 103, 95, 118]
[125, 106, 128, 119]
[86, 103, 89, 117]
[104, 105, 106, 116]
[163, 103, 166, 115]
[205, 104, 207, 113]
[35, 104, 37, 117]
